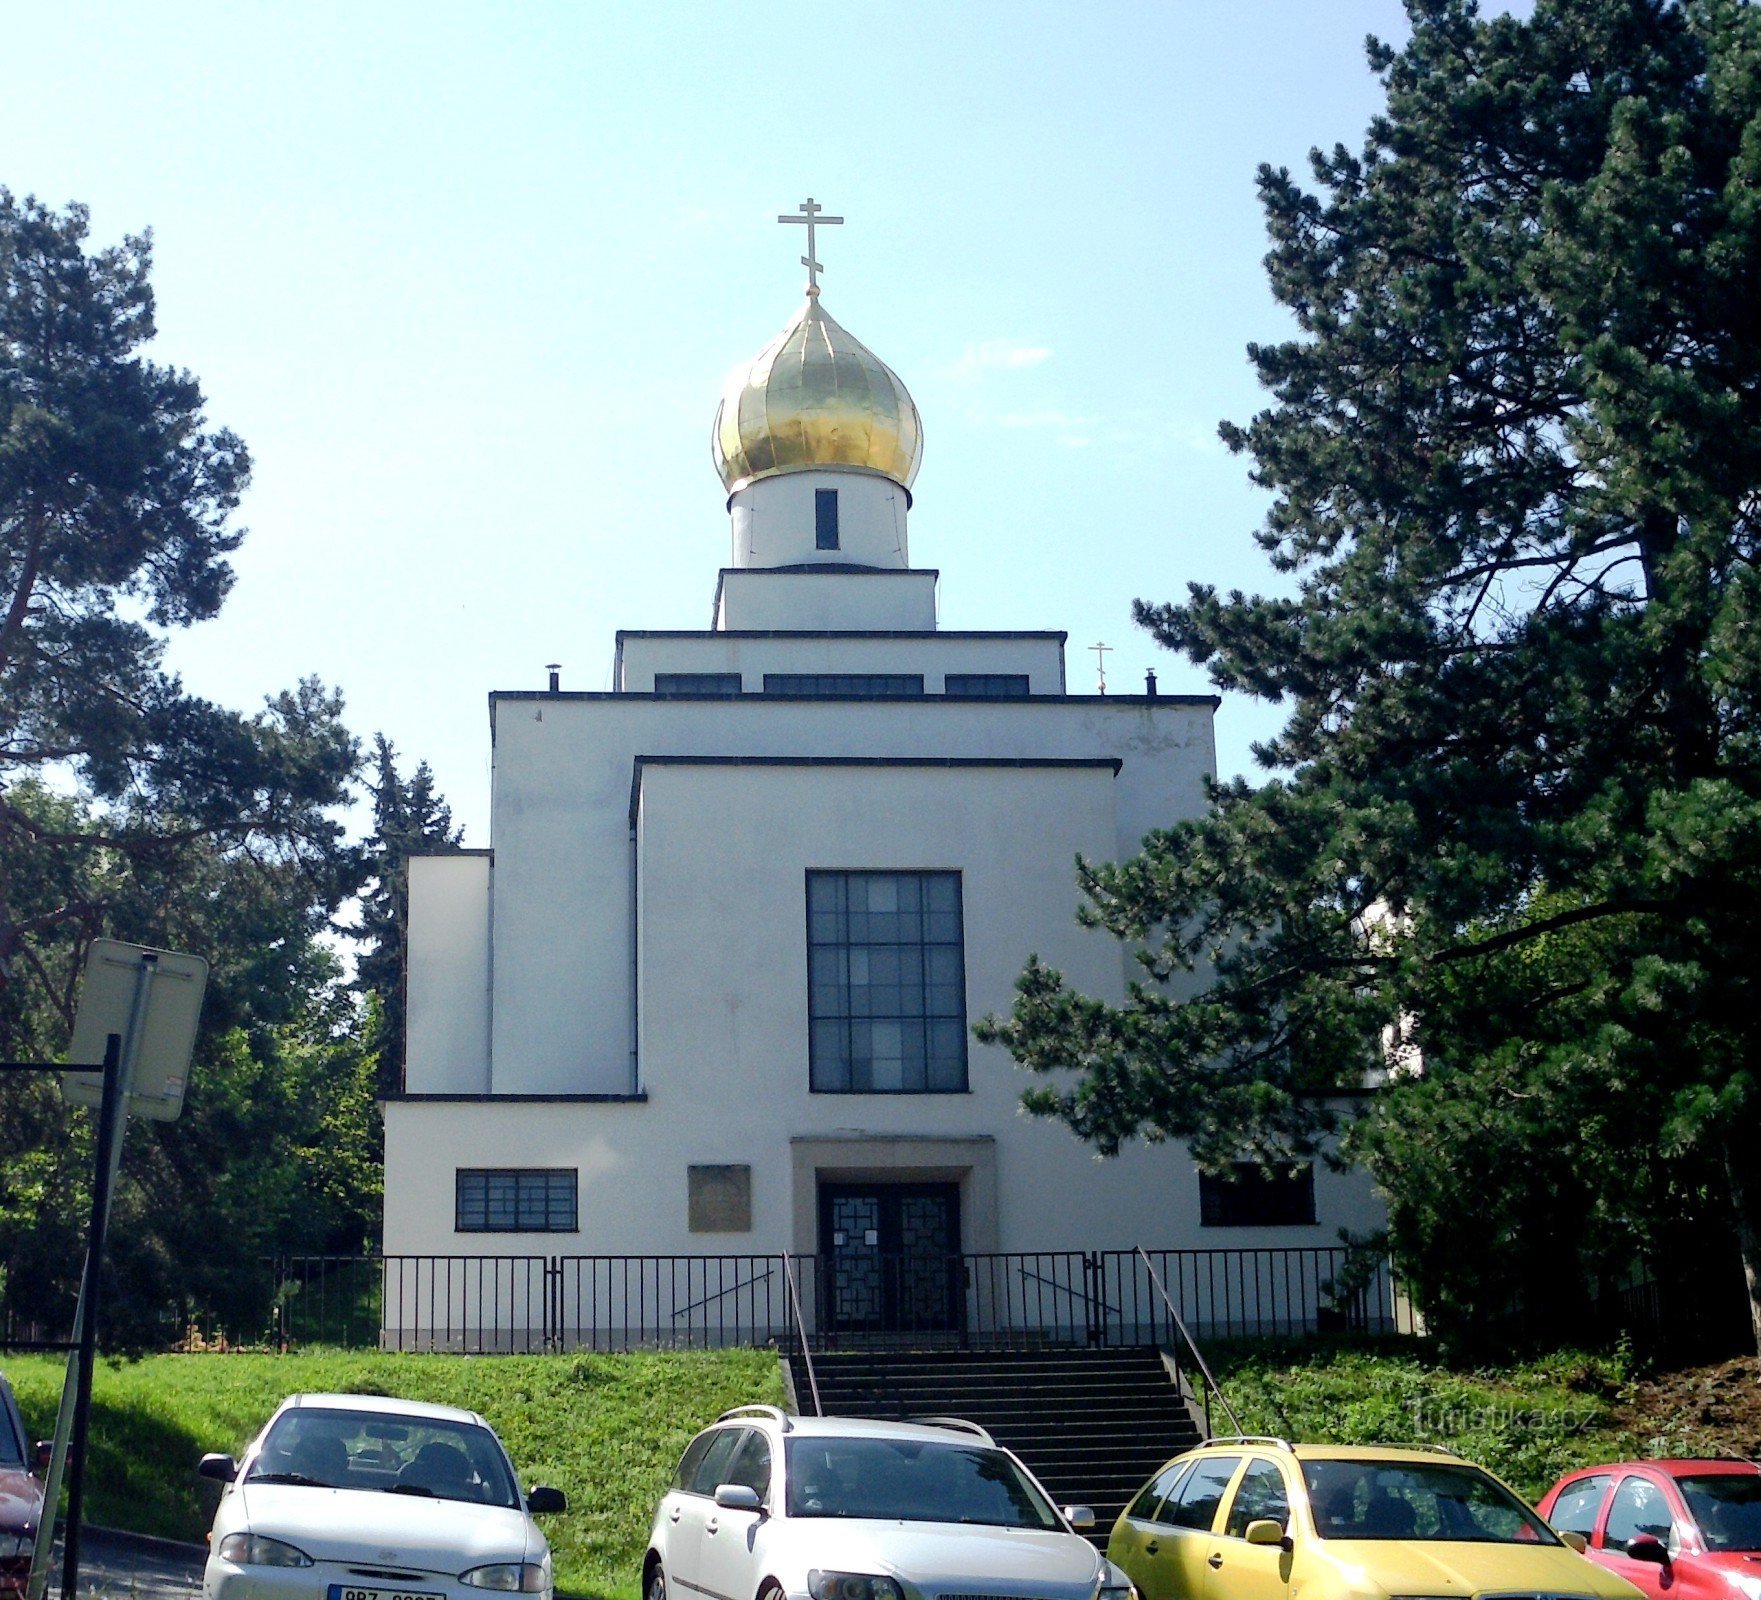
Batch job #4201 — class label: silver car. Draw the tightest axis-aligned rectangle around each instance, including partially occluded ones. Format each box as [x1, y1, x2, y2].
[644, 1406, 1135, 1600]
[198, 1393, 566, 1600]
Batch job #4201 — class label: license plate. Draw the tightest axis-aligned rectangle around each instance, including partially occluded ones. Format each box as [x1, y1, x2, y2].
[327, 1587, 445, 1600]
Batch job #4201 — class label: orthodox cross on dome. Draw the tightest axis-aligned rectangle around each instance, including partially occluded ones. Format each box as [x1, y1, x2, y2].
[1091, 640, 1112, 694]
[779, 197, 843, 296]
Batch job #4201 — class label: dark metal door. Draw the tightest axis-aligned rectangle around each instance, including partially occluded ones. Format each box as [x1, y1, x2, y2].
[819, 1182, 961, 1334]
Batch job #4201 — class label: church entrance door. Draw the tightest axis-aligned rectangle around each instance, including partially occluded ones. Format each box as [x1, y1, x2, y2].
[818, 1181, 961, 1337]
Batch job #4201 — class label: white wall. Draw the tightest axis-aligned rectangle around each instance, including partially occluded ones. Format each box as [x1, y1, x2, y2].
[728, 468, 909, 570]
[716, 569, 937, 631]
[405, 853, 492, 1094]
[480, 692, 1215, 1094]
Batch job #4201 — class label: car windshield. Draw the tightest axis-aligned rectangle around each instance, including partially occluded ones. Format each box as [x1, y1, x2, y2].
[1677, 1474, 1761, 1551]
[784, 1437, 1061, 1529]
[1305, 1460, 1558, 1544]
[245, 1408, 519, 1508]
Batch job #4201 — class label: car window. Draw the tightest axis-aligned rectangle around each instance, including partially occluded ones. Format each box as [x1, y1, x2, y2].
[1676, 1474, 1761, 1552]
[783, 1437, 1060, 1529]
[724, 1431, 771, 1501]
[674, 1432, 715, 1492]
[1305, 1460, 1556, 1544]
[0, 1383, 24, 1468]
[1226, 1458, 1290, 1539]
[1129, 1460, 1193, 1522]
[1549, 1474, 1612, 1540]
[687, 1429, 746, 1496]
[245, 1408, 518, 1508]
[1163, 1455, 1242, 1532]
[1605, 1477, 1674, 1551]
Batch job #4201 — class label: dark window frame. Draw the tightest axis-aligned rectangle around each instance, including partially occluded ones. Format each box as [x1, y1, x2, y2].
[815, 488, 840, 550]
[654, 672, 742, 697]
[944, 674, 1030, 698]
[763, 674, 925, 698]
[806, 869, 969, 1095]
[1198, 1163, 1317, 1228]
[455, 1167, 578, 1233]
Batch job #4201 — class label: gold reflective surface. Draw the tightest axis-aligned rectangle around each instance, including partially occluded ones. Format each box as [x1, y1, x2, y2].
[713, 297, 923, 493]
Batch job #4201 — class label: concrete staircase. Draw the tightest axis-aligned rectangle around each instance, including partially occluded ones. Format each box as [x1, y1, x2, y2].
[786, 1345, 1205, 1543]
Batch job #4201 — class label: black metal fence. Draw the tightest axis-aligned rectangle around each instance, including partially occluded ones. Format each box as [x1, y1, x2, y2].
[264, 1245, 1417, 1353]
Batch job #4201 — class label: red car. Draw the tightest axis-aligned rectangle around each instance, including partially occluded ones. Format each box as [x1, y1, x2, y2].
[1537, 1459, 1761, 1600]
[0, 1372, 44, 1598]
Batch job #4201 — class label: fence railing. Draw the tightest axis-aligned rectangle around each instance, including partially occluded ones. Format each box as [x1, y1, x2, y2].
[263, 1245, 1415, 1354]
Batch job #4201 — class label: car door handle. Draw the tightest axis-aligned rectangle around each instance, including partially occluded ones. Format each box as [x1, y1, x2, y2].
[1208, 1553, 1224, 1569]
[1144, 1541, 1159, 1555]
[706, 1519, 719, 1535]
[668, 1508, 681, 1523]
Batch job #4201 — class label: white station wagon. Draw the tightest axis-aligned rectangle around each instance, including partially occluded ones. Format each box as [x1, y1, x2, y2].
[199, 1393, 566, 1600]
[645, 1406, 1134, 1600]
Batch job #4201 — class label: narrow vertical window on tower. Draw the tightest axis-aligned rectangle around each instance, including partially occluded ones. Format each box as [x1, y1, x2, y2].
[815, 487, 840, 550]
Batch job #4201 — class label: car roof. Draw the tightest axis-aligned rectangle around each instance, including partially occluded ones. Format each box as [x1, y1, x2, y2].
[1561, 1460, 1761, 1477]
[720, 1413, 1001, 1448]
[276, 1392, 487, 1428]
[1192, 1442, 1478, 1465]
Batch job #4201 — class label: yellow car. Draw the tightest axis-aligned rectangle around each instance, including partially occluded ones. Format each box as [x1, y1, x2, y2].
[1107, 1437, 1646, 1600]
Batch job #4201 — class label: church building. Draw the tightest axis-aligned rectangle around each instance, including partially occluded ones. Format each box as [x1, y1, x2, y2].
[380, 204, 1386, 1348]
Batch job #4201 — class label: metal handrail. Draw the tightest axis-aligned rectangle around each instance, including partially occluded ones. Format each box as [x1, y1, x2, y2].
[1136, 1245, 1242, 1436]
[780, 1252, 822, 1417]
[669, 1267, 775, 1320]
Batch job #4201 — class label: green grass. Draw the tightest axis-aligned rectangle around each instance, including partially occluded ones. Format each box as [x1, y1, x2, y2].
[1206, 1338, 1639, 1500]
[3, 1348, 783, 1600]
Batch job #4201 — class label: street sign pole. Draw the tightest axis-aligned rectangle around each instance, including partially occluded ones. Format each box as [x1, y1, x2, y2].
[22, 1031, 123, 1600]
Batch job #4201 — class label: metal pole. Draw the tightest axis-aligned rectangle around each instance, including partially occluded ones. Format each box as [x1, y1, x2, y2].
[61, 1030, 128, 1600]
[24, 1032, 121, 1600]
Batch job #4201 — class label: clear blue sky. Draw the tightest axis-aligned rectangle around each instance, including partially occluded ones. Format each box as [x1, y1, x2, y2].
[5, 1, 1440, 842]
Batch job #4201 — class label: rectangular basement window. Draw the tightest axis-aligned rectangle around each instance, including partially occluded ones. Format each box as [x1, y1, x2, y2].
[455, 1168, 578, 1232]
[1198, 1163, 1316, 1227]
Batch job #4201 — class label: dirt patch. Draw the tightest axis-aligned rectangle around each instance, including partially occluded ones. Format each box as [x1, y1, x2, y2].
[1607, 1355, 1761, 1459]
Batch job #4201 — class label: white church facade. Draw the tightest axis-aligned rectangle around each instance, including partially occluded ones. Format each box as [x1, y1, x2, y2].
[379, 209, 1388, 1350]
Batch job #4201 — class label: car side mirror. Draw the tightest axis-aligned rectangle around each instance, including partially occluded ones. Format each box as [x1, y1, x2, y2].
[714, 1484, 762, 1512]
[197, 1453, 238, 1483]
[1245, 1519, 1291, 1549]
[1063, 1505, 1097, 1531]
[33, 1441, 52, 1475]
[526, 1485, 567, 1515]
[1626, 1535, 1669, 1565]
[1558, 1530, 1588, 1554]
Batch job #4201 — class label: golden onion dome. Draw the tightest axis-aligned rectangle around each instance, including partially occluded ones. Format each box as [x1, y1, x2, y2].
[713, 296, 923, 497]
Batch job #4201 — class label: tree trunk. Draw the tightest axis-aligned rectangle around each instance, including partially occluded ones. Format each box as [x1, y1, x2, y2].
[1722, 1134, 1761, 1359]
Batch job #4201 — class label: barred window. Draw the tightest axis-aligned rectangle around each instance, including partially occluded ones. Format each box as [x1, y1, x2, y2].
[1198, 1163, 1316, 1227]
[944, 674, 1030, 698]
[807, 871, 967, 1093]
[455, 1169, 578, 1233]
[764, 674, 924, 698]
[654, 673, 742, 696]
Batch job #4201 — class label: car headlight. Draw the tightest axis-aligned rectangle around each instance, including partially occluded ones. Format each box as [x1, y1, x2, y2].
[460, 1563, 550, 1592]
[216, 1533, 314, 1568]
[808, 1573, 904, 1600]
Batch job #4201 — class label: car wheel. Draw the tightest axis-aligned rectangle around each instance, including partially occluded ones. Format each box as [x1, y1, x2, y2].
[757, 1584, 783, 1600]
[647, 1566, 667, 1600]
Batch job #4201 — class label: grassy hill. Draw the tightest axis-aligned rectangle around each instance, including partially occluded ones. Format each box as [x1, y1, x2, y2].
[5, 1340, 1757, 1600]
[3, 1348, 783, 1600]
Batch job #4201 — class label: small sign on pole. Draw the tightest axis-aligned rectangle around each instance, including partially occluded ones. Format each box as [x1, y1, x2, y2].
[61, 940, 208, 1120]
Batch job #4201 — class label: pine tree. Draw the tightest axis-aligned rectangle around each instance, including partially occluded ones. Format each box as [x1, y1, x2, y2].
[357, 734, 463, 1095]
[979, 0, 1761, 1354]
